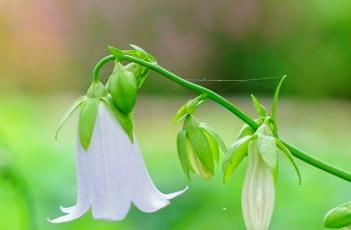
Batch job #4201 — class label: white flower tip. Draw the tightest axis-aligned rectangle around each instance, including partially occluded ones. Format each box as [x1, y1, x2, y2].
[164, 186, 189, 200]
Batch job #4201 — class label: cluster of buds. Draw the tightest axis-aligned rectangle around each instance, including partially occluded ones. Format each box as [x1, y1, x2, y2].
[174, 96, 226, 180]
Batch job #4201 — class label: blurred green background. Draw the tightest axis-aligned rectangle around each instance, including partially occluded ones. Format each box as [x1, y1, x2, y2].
[0, 0, 350, 229]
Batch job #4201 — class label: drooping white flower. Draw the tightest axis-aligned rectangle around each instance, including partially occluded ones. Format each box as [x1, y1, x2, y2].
[241, 140, 275, 230]
[50, 104, 187, 223]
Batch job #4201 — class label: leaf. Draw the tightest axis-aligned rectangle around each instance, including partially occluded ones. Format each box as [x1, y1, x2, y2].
[129, 44, 157, 63]
[101, 97, 134, 142]
[108, 46, 124, 60]
[223, 135, 254, 184]
[173, 96, 207, 124]
[257, 133, 278, 173]
[185, 118, 214, 175]
[276, 139, 302, 185]
[79, 98, 100, 150]
[251, 94, 268, 117]
[55, 96, 85, 141]
[271, 75, 287, 123]
[177, 129, 191, 181]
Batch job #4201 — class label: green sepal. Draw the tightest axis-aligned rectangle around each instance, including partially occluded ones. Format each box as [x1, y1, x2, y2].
[108, 46, 124, 60]
[87, 81, 108, 98]
[324, 201, 351, 228]
[79, 98, 100, 150]
[257, 133, 278, 177]
[237, 124, 255, 139]
[223, 135, 254, 184]
[251, 94, 268, 117]
[184, 117, 214, 175]
[55, 96, 86, 140]
[276, 139, 302, 185]
[108, 63, 138, 114]
[126, 62, 149, 89]
[202, 128, 220, 164]
[271, 75, 287, 123]
[200, 123, 227, 153]
[177, 129, 191, 181]
[126, 44, 157, 63]
[173, 95, 207, 124]
[101, 96, 134, 142]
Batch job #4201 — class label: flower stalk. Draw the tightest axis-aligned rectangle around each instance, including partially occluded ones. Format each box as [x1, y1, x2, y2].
[91, 49, 351, 183]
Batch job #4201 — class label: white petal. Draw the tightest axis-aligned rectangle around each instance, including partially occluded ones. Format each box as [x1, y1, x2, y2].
[130, 140, 187, 213]
[242, 140, 275, 230]
[88, 104, 132, 221]
[49, 146, 91, 223]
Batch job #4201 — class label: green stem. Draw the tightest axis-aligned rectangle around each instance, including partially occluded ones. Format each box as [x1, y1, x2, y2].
[93, 54, 351, 182]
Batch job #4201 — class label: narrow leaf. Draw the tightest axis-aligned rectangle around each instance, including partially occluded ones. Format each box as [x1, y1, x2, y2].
[251, 94, 268, 117]
[272, 75, 287, 123]
[177, 129, 191, 181]
[79, 98, 100, 150]
[276, 139, 302, 184]
[223, 135, 254, 184]
[108, 46, 123, 60]
[55, 96, 85, 140]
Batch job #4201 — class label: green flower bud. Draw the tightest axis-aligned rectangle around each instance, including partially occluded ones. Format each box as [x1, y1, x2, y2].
[324, 202, 351, 229]
[176, 115, 225, 181]
[107, 62, 137, 114]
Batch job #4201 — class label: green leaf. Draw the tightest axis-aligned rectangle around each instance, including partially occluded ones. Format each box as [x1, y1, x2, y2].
[185, 118, 214, 175]
[108, 46, 123, 60]
[128, 44, 157, 63]
[177, 129, 191, 181]
[101, 97, 134, 142]
[223, 135, 254, 184]
[257, 133, 278, 174]
[276, 139, 302, 185]
[79, 98, 100, 150]
[108, 63, 138, 114]
[271, 75, 287, 123]
[251, 94, 268, 117]
[55, 96, 86, 141]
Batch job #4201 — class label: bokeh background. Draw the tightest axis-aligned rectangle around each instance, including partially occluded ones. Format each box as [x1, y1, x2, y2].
[0, 0, 350, 229]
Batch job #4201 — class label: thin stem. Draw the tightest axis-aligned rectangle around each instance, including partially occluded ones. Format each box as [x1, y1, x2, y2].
[93, 54, 351, 182]
[92, 55, 115, 82]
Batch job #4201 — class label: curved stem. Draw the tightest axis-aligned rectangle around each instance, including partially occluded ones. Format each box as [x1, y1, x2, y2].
[92, 55, 115, 82]
[93, 54, 351, 182]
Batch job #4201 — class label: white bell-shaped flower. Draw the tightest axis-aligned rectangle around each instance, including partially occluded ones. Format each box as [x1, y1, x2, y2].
[241, 140, 275, 230]
[50, 104, 187, 223]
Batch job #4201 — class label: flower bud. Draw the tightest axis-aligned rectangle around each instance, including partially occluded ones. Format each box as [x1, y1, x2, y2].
[324, 202, 351, 229]
[107, 62, 137, 114]
[176, 115, 225, 181]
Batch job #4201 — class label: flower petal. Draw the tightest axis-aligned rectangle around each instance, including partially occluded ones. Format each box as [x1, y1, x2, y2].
[88, 104, 132, 221]
[49, 146, 91, 223]
[130, 140, 187, 212]
[242, 140, 275, 230]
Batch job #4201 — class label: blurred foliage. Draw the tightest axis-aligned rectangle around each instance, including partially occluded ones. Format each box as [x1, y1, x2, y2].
[0, 0, 350, 97]
[0, 95, 350, 229]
